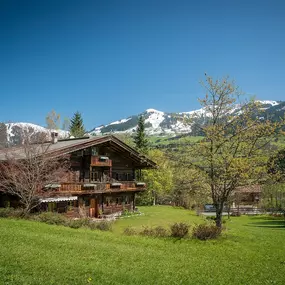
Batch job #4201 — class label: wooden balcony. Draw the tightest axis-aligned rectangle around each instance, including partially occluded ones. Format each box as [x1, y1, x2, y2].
[58, 181, 146, 193]
[90, 156, 112, 167]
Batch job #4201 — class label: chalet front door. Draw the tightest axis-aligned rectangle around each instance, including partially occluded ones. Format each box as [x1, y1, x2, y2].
[89, 197, 99, 218]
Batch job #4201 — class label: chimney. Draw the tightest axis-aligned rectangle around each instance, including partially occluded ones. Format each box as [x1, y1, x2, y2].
[51, 132, 58, 144]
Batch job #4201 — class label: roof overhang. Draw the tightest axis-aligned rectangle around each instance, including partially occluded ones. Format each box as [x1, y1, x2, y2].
[0, 135, 157, 169]
[49, 135, 156, 169]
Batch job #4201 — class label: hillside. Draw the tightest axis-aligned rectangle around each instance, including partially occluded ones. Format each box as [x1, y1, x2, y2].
[90, 100, 285, 136]
[2, 122, 69, 146]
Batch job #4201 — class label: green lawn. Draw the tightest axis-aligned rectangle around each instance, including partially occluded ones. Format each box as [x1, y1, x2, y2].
[0, 206, 285, 285]
[112, 206, 202, 234]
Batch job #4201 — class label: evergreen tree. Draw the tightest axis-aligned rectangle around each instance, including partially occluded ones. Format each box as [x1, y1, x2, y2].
[134, 116, 149, 154]
[69, 112, 86, 138]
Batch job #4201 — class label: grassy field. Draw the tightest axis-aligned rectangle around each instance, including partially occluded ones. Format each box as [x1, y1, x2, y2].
[147, 134, 285, 149]
[112, 206, 202, 234]
[0, 206, 285, 285]
[148, 135, 204, 147]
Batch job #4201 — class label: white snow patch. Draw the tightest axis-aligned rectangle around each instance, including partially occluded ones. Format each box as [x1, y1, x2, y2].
[146, 108, 164, 115]
[257, 100, 279, 106]
[145, 110, 165, 129]
[181, 107, 212, 117]
[171, 121, 192, 133]
[109, 117, 131, 125]
[5, 122, 69, 142]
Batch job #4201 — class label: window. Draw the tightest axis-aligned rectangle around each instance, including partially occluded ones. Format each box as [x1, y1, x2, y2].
[91, 147, 98, 156]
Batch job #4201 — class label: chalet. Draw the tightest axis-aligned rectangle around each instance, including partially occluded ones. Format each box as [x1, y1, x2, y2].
[234, 185, 262, 205]
[0, 134, 156, 218]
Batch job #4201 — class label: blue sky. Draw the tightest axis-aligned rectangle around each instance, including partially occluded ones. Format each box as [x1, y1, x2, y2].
[0, 0, 284, 130]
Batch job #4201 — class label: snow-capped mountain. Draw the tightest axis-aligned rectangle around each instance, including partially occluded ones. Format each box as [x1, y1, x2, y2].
[3, 122, 69, 145]
[89, 100, 284, 136]
[1, 100, 283, 146]
[90, 108, 193, 136]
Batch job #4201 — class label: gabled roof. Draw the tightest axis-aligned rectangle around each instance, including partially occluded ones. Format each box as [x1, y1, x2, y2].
[0, 135, 156, 169]
[235, 185, 262, 193]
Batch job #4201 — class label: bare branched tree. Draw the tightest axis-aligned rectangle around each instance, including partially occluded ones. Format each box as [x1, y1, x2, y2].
[46, 109, 61, 130]
[0, 137, 70, 214]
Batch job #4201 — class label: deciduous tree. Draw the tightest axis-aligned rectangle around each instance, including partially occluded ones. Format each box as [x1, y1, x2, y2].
[268, 149, 285, 182]
[171, 166, 210, 210]
[62, 117, 70, 132]
[46, 110, 61, 130]
[175, 75, 284, 227]
[263, 149, 285, 216]
[138, 149, 173, 205]
[114, 133, 135, 148]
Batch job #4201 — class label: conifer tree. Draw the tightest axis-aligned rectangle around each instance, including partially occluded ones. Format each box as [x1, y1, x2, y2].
[134, 116, 149, 154]
[69, 112, 86, 138]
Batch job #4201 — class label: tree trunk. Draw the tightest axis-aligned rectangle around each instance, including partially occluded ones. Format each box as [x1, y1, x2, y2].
[215, 202, 224, 228]
[23, 205, 31, 217]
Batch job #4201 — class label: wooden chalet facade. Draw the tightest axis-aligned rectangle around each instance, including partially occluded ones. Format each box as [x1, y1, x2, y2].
[0, 135, 156, 218]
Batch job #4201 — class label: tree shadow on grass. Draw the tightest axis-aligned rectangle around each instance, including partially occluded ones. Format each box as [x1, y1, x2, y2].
[247, 217, 285, 229]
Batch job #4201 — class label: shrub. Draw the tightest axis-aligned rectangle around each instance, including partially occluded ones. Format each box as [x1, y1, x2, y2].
[192, 223, 221, 240]
[153, 226, 169, 237]
[0, 207, 13, 218]
[170, 222, 189, 238]
[68, 218, 91, 229]
[139, 226, 168, 238]
[90, 220, 113, 231]
[123, 226, 137, 236]
[139, 226, 155, 237]
[34, 212, 67, 226]
[0, 207, 25, 218]
[10, 208, 26, 218]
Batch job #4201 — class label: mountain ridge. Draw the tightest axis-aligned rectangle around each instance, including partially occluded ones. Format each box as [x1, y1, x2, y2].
[1, 100, 284, 145]
[89, 100, 285, 136]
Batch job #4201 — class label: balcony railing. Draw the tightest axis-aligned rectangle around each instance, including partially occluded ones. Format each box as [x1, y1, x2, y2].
[57, 181, 146, 193]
